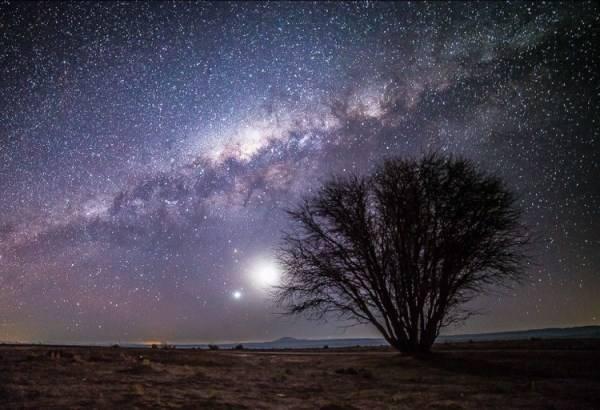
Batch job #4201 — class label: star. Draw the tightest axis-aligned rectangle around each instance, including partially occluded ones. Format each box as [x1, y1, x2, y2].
[0, 1, 596, 343]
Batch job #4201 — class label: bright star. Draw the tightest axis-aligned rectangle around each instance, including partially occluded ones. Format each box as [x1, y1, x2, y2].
[248, 257, 281, 291]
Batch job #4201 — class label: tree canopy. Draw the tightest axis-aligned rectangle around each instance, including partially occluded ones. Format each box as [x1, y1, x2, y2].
[275, 153, 529, 353]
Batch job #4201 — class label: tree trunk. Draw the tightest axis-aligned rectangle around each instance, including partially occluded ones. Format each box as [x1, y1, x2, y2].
[390, 337, 433, 355]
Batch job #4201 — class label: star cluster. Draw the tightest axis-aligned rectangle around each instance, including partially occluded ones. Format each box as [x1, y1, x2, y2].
[0, 1, 598, 343]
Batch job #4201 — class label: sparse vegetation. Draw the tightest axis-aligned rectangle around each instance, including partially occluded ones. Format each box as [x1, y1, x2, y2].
[0, 341, 598, 408]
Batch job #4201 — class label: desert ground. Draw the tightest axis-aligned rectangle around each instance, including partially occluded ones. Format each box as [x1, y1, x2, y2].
[1, 339, 599, 409]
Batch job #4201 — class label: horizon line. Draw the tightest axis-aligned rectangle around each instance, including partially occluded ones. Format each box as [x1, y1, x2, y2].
[2, 323, 598, 346]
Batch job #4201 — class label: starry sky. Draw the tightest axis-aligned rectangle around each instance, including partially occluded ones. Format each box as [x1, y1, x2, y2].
[0, 1, 598, 344]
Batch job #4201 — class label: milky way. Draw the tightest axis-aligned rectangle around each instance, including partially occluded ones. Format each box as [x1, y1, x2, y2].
[0, 2, 598, 343]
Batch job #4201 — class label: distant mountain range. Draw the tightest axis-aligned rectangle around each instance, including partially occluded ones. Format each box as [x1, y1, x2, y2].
[176, 325, 600, 350]
[5, 325, 598, 349]
[438, 325, 600, 343]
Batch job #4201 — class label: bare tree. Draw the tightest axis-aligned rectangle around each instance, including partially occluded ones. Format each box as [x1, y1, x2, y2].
[275, 153, 529, 354]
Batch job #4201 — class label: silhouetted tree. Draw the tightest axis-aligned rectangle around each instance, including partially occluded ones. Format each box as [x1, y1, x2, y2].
[276, 153, 529, 354]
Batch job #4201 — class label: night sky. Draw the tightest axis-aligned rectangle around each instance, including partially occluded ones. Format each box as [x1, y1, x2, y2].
[0, 1, 598, 344]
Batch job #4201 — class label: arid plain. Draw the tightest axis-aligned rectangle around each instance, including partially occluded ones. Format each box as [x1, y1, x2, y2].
[1, 339, 599, 409]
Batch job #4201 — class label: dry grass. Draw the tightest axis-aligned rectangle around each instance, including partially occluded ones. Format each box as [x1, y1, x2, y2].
[1, 339, 599, 409]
